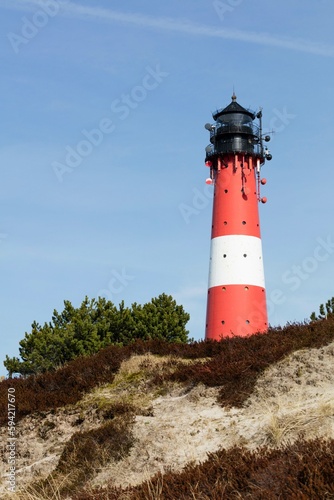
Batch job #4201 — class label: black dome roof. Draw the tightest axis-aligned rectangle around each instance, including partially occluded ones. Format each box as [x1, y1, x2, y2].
[212, 94, 255, 121]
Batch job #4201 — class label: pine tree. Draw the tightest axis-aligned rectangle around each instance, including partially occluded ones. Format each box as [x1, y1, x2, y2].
[4, 294, 190, 376]
[310, 296, 334, 321]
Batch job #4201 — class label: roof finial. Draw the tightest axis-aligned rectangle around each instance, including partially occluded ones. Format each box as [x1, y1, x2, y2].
[232, 89, 237, 101]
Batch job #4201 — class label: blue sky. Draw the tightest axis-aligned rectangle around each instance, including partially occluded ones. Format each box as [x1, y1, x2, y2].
[1, 0, 334, 376]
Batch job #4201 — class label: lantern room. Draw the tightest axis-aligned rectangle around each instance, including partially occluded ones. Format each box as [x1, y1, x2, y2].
[205, 93, 262, 158]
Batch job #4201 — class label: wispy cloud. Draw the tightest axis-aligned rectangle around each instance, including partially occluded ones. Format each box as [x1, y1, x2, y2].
[2, 0, 334, 57]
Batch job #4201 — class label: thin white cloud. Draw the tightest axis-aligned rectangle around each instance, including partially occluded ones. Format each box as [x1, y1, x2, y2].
[2, 0, 334, 57]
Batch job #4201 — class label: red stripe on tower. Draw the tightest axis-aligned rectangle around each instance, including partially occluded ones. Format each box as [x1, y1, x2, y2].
[204, 94, 272, 340]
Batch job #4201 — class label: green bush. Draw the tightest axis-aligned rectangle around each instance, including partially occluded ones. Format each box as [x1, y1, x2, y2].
[3, 293, 190, 376]
[1, 317, 334, 427]
[311, 296, 334, 321]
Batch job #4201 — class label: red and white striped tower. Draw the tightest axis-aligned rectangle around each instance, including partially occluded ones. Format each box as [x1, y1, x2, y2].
[204, 94, 272, 340]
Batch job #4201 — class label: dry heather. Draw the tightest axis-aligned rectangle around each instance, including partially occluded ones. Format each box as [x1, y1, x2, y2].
[86, 341, 334, 491]
[0, 354, 207, 497]
[0, 322, 334, 498]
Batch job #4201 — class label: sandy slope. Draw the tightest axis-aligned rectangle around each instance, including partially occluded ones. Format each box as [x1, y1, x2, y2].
[1, 342, 333, 496]
[92, 342, 334, 489]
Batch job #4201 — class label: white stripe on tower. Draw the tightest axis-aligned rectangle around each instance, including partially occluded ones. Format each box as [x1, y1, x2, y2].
[208, 235, 265, 288]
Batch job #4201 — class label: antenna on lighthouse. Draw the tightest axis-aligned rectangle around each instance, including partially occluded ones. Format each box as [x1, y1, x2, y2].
[204, 95, 272, 339]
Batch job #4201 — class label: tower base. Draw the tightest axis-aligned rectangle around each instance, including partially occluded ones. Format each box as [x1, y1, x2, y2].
[205, 284, 268, 340]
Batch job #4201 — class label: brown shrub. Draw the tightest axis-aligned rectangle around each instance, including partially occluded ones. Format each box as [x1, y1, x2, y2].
[154, 320, 334, 407]
[1, 318, 334, 426]
[0, 344, 132, 426]
[26, 404, 136, 498]
[72, 438, 334, 499]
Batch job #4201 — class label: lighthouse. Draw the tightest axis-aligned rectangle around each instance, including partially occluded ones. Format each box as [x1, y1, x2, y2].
[204, 94, 272, 340]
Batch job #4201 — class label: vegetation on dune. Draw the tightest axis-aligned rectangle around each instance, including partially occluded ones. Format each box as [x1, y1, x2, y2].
[1, 298, 334, 498]
[310, 296, 334, 321]
[27, 404, 137, 498]
[1, 316, 334, 427]
[3, 293, 190, 376]
[72, 438, 334, 500]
